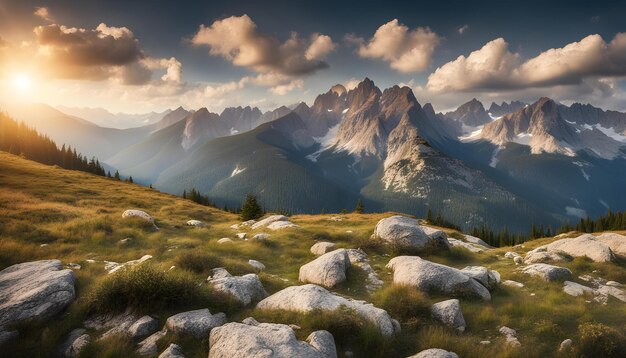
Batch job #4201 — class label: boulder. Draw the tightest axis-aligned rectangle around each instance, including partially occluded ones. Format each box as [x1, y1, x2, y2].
[596, 233, 626, 259]
[563, 281, 594, 297]
[447, 238, 485, 253]
[248, 260, 266, 271]
[386, 256, 491, 300]
[236, 233, 247, 239]
[521, 264, 572, 281]
[431, 299, 466, 332]
[514, 256, 524, 265]
[137, 328, 167, 355]
[0, 260, 76, 332]
[372, 216, 449, 250]
[596, 285, 626, 303]
[460, 266, 500, 290]
[502, 280, 524, 288]
[408, 348, 459, 358]
[128, 315, 160, 340]
[165, 309, 226, 339]
[217, 238, 233, 244]
[559, 339, 573, 352]
[159, 343, 185, 358]
[251, 215, 298, 230]
[311, 242, 337, 255]
[528, 234, 614, 262]
[268, 221, 299, 230]
[524, 248, 569, 264]
[299, 249, 351, 288]
[209, 270, 268, 306]
[346, 249, 383, 292]
[122, 210, 158, 229]
[84, 308, 142, 340]
[59, 328, 90, 358]
[208, 268, 233, 280]
[420, 226, 447, 241]
[504, 252, 522, 259]
[186, 220, 206, 227]
[253, 233, 270, 240]
[209, 320, 337, 358]
[106, 255, 152, 274]
[499, 326, 521, 347]
[463, 235, 493, 249]
[257, 284, 399, 336]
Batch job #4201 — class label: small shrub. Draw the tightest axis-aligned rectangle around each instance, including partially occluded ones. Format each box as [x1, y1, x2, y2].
[578, 322, 626, 358]
[85, 264, 207, 314]
[175, 251, 223, 274]
[372, 285, 430, 323]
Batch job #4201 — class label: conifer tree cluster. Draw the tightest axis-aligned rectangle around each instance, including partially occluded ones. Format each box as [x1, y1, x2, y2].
[557, 209, 626, 233]
[240, 193, 263, 221]
[0, 112, 106, 176]
[182, 188, 212, 206]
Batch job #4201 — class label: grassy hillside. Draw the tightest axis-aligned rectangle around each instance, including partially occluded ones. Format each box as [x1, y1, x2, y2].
[0, 151, 624, 357]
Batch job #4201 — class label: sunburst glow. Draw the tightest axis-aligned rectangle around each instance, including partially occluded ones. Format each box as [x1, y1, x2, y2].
[12, 73, 32, 92]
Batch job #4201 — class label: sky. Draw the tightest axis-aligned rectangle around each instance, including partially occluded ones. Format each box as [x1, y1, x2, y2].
[0, 0, 625, 114]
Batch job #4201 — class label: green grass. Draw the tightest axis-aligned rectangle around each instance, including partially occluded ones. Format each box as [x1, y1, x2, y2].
[1, 151, 625, 358]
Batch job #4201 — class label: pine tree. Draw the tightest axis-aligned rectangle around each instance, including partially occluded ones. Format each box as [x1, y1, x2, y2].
[128, 176, 134, 183]
[240, 194, 263, 221]
[354, 198, 364, 214]
[114, 170, 121, 180]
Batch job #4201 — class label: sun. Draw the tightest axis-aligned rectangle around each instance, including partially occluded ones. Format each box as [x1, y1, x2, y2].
[12, 73, 32, 91]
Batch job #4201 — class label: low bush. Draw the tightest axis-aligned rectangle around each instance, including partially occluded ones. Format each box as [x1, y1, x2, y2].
[175, 250, 223, 274]
[372, 285, 430, 323]
[578, 322, 626, 358]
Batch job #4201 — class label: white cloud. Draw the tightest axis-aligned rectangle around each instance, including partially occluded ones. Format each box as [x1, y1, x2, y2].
[458, 25, 469, 35]
[34, 7, 53, 22]
[344, 78, 361, 90]
[305, 34, 336, 61]
[355, 19, 440, 73]
[427, 33, 626, 92]
[270, 79, 304, 95]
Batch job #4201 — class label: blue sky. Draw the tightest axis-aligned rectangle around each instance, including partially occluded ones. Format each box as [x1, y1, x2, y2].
[1, 0, 625, 113]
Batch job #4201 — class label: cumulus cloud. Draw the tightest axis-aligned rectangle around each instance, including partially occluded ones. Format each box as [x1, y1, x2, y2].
[34, 7, 53, 22]
[427, 33, 626, 92]
[355, 19, 440, 73]
[33, 23, 183, 87]
[191, 14, 335, 77]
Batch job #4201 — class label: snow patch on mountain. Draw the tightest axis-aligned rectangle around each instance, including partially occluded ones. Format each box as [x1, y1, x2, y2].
[580, 169, 590, 181]
[231, 166, 246, 177]
[489, 147, 501, 168]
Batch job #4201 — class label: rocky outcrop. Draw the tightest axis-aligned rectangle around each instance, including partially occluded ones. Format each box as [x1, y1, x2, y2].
[165, 309, 226, 339]
[408, 348, 459, 358]
[460, 266, 500, 290]
[386, 256, 492, 300]
[137, 328, 167, 355]
[158, 343, 185, 358]
[521, 264, 572, 281]
[59, 328, 90, 358]
[346, 249, 383, 292]
[596, 233, 626, 259]
[218, 238, 233, 244]
[372, 216, 449, 250]
[248, 260, 266, 271]
[251, 215, 298, 230]
[209, 319, 337, 358]
[208, 269, 268, 306]
[256, 284, 399, 336]
[253, 233, 270, 240]
[502, 280, 524, 288]
[431, 299, 465, 332]
[311, 242, 337, 255]
[563, 281, 594, 297]
[84, 309, 159, 341]
[0, 260, 76, 335]
[523, 248, 569, 264]
[526, 234, 614, 263]
[122, 210, 158, 229]
[447, 238, 486, 253]
[105, 255, 152, 274]
[299, 249, 351, 288]
[128, 315, 160, 340]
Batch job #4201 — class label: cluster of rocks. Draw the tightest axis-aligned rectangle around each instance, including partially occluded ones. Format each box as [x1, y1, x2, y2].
[386, 256, 499, 300]
[563, 275, 625, 303]
[251, 215, 299, 230]
[207, 268, 268, 306]
[524, 233, 625, 264]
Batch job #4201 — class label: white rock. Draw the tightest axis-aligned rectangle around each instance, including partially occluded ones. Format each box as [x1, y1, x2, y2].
[257, 284, 399, 336]
[311, 242, 337, 255]
[431, 299, 466, 332]
[229, 224, 239, 230]
[267, 221, 300, 230]
[480, 340, 491, 345]
[463, 235, 493, 249]
[559, 339, 573, 352]
[514, 256, 524, 265]
[502, 280, 524, 288]
[521, 263, 572, 281]
[373, 216, 449, 250]
[251, 215, 297, 230]
[499, 326, 521, 347]
[420, 226, 448, 241]
[447, 238, 485, 253]
[299, 249, 350, 288]
[208, 268, 233, 280]
[158, 343, 185, 358]
[596, 233, 626, 259]
[460, 266, 500, 290]
[248, 260, 265, 271]
[186, 220, 206, 227]
[165, 309, 226, 339]
[563, 281, 594, 297]
[217, 238, 233, 244]
[524, 248, 569, 264]
[209, 320, 337, 358]
[136, 328, 167, 355]
[236, 233, 247, 239]
[504, 252, 522, 259]
[346, 249, 383, 292]
[122, 210, 158, 229]
[209, 270, 268, 306]
[84, 308, 141, 340]
[253, 233, 270, 240]
[528, 234, 614, 262]
[386, 256, 491, 300]
[241, 220, 256, 227]
[106, 255, 152, 274]
[128, 315, 160, 340]
[408, 348, 459, 358]
[59, 329, 90, 358]
[0, 260, 76, 331]
[596, 285, 626, 302]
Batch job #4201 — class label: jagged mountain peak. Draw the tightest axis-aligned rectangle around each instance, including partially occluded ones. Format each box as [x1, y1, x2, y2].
[446, 98, 491, 127]
[330, 84, 347, 96]
[346, 78, 382, 110]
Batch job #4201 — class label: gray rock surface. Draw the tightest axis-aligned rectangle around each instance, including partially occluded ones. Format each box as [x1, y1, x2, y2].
[136, 328, 167, 355]
[500, 326, 521, 347]
[253, 233, 271, 240]
[128, 315, 160, 340]
[504, 252, 522, 259]
[299, 249, 351, 288]
[563, 281, 594, 297]
[257, 284, 398, 336]
[159, 343, 185, 358]
[521, 264, 572, 281]
[596, 233, 626, 259]
[408, 348, 459, 358]
[105, 255, 152, 274]
[122, 210, 158, 229]
[311, 242, 337, 255]
[373, 216, 449, 250]
[559, 339, 573, 352]
[251, 215, 298, 230]
[524, 248, 569, 264]
[386, 256, 491, 300]
[209, 319, 337, 358]
[0, 260, 76, 333]
[248, 259, 266, 271]
[186, 220, 206, 227]
[209, 270, 268, 305]
[502, 280, 524, 288]
[447, 238, 485, 253]
[346, 249, 383, 292]
[528, 234, 614, 262]
[460, 266, 500, 290]
[165, 309, 226, 339]
[431, 299, 466, 332]
[59, 328, 90, 358]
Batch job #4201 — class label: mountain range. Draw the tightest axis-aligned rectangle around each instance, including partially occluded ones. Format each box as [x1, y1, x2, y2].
[4, 78, 626, 232]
